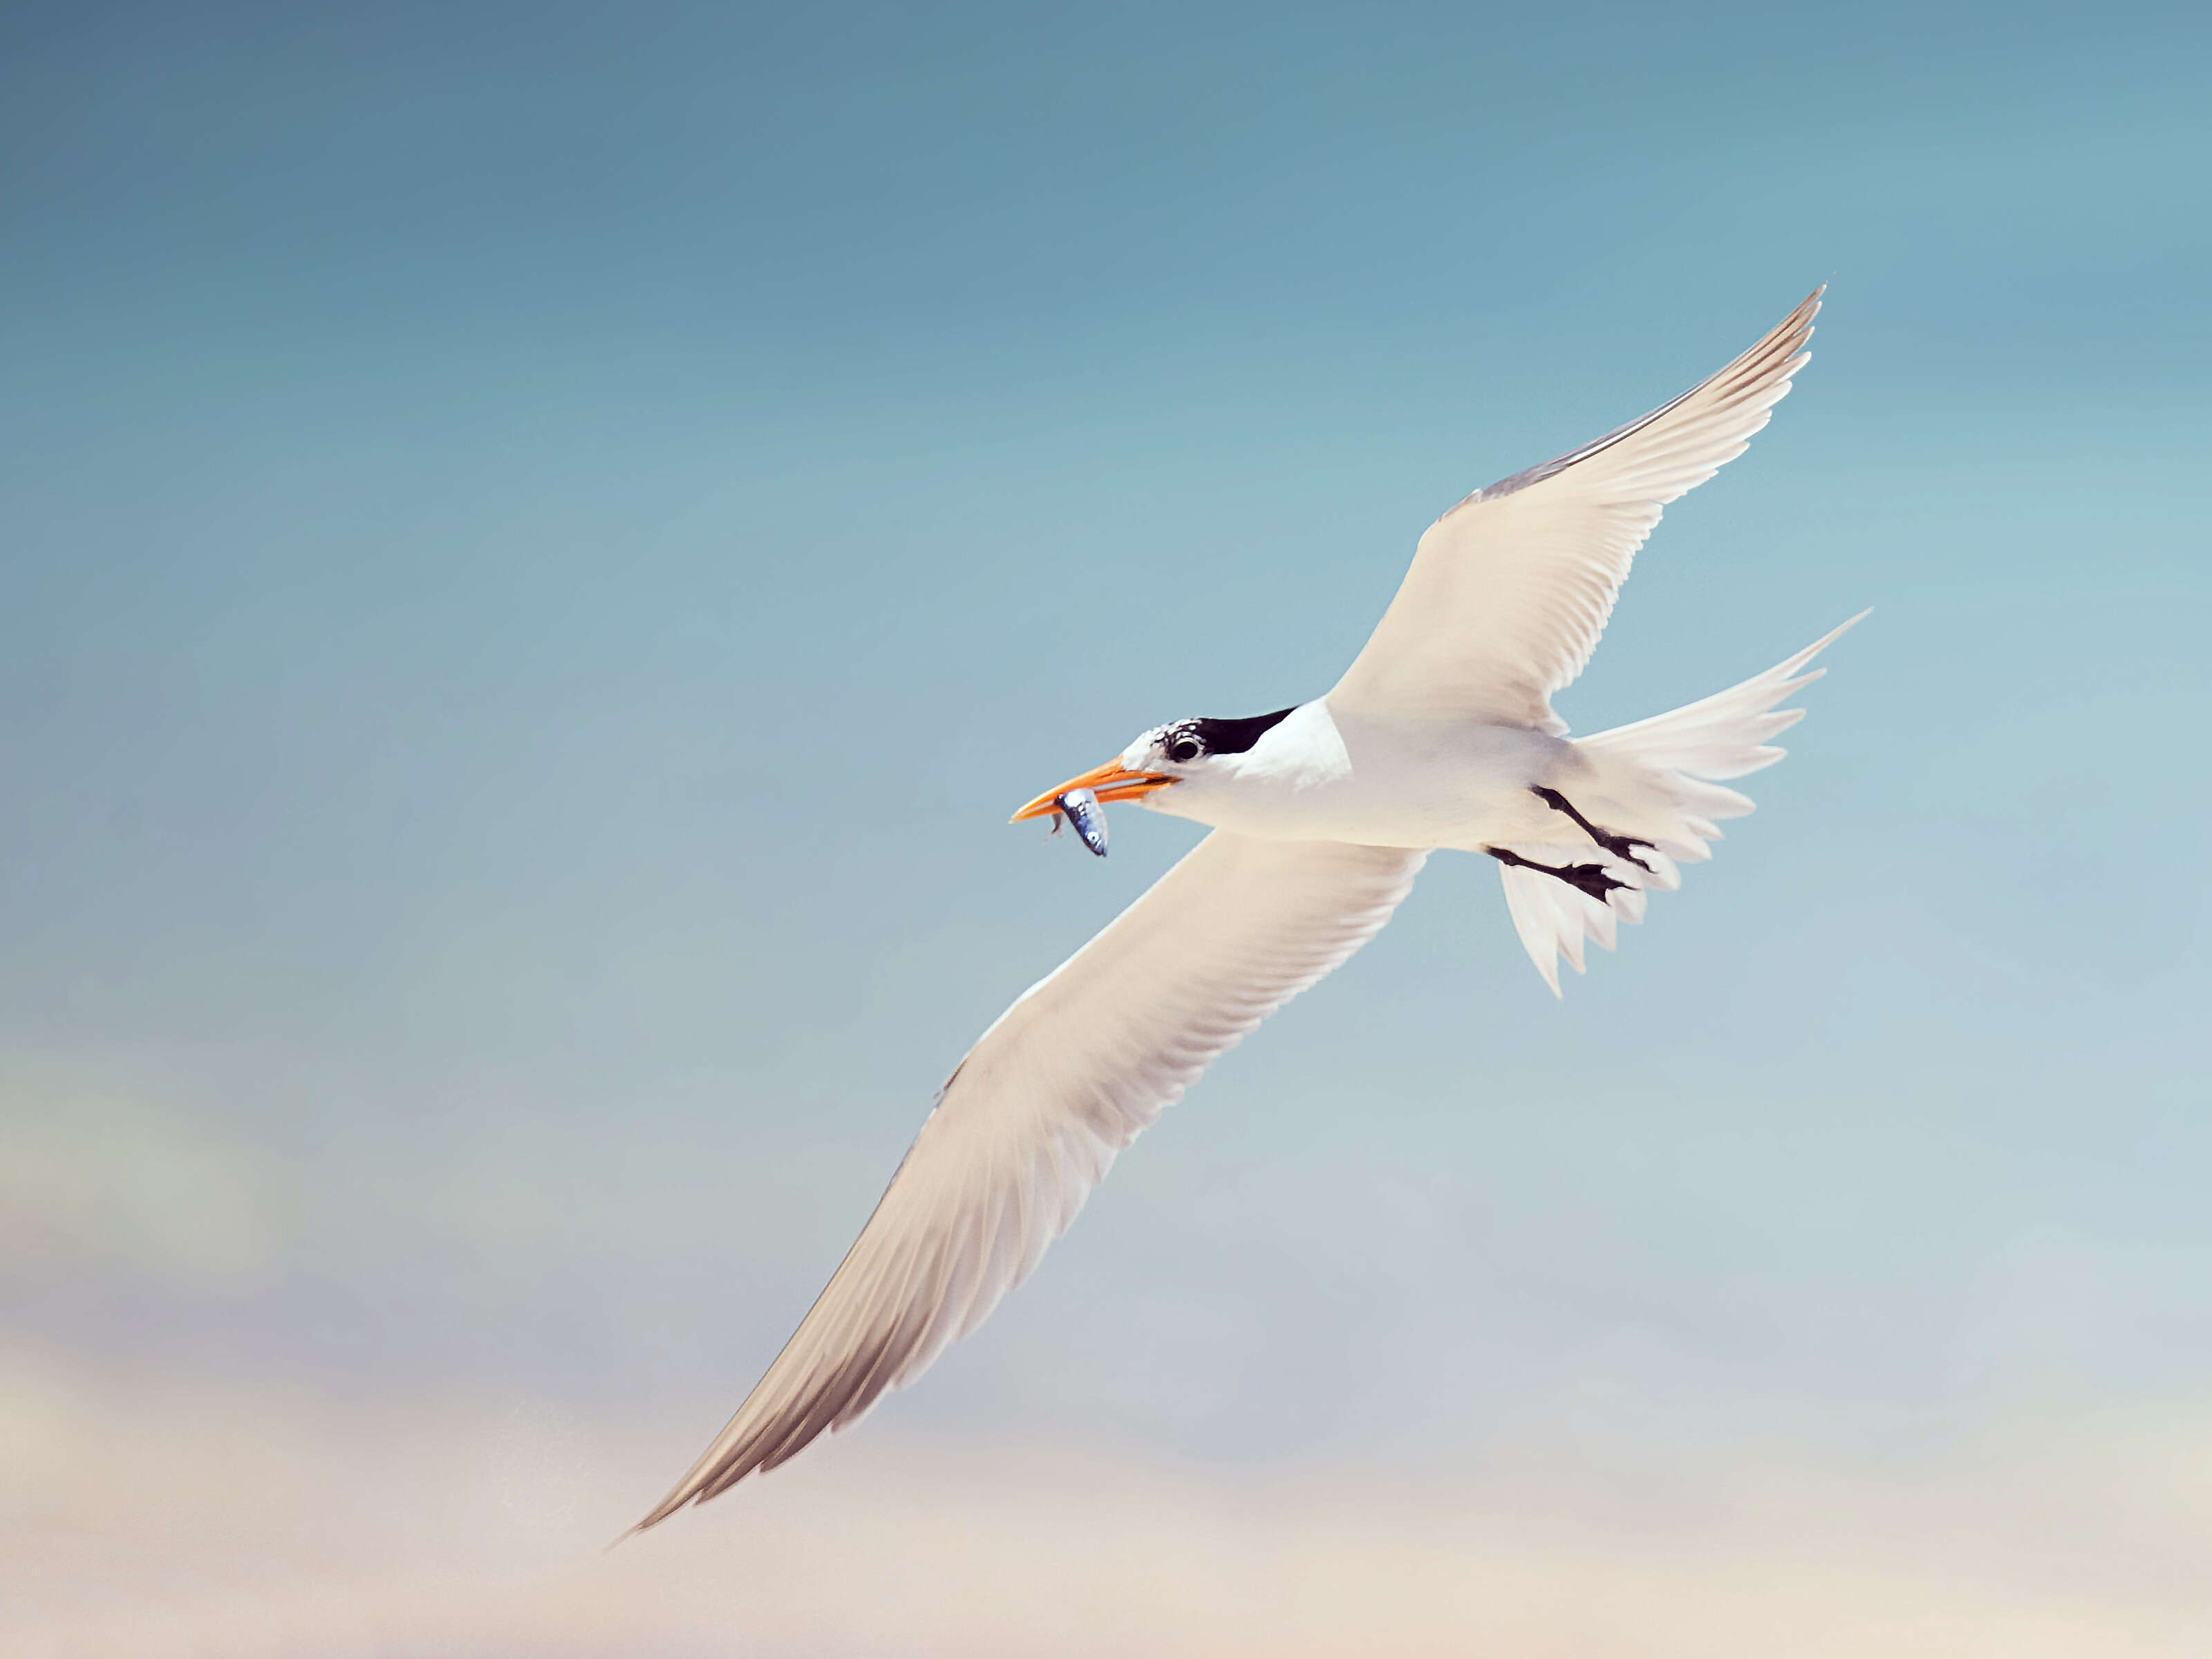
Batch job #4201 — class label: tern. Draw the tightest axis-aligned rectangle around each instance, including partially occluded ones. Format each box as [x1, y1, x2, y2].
[636, 290, 1859, 1530]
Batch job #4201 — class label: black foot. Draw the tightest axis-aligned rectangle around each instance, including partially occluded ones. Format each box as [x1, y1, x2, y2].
[1530, 786, 1656, 872]
[1485, 845, 1631, 903]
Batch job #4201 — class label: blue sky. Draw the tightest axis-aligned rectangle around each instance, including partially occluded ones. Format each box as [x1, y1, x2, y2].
[5, 1, 2211, 1651]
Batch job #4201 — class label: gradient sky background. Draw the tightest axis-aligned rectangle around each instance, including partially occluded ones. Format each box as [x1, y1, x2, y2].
[5, 1, 2211, 1653]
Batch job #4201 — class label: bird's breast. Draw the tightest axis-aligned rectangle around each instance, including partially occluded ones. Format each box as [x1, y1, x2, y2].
[1150, 709, 1572, 849]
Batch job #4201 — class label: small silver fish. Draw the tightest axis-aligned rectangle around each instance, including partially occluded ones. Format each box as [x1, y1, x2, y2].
[1053, 787, 1109, 857]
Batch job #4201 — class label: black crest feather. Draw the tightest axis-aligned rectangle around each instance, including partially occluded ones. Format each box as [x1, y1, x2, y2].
[1185, 706, 1297, 756]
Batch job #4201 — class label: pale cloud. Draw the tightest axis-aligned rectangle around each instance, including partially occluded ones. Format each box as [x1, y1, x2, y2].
[0, 1068, 292, 1292]
[6, 1345, 2212, 1659]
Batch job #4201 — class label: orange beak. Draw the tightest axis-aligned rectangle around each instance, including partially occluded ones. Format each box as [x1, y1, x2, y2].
[1009, 756, 1179, 823]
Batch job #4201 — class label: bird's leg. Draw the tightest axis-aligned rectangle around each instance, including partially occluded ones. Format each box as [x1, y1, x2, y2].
[1485, 846, 1632, 903]
[1529, 786, 1656, 872]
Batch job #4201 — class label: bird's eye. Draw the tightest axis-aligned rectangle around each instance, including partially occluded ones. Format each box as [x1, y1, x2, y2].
[1168, 737, 1201, 763]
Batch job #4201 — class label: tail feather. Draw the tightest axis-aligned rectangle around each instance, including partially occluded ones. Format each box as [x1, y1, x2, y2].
[1499, 841, 1656, 998]
[1500, 611, 1865, 994]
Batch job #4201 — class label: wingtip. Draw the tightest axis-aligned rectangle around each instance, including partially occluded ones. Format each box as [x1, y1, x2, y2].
[1815, 609, 1871, 654]
[1776, 286, 1822, 348]
[622, 1487, 697, 1540]
[1790, 609, 1871, 666]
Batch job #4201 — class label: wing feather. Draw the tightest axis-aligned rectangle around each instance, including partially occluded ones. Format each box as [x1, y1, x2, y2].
[635, 830, 1426, 1528]
[1330, 290, 1822, 729]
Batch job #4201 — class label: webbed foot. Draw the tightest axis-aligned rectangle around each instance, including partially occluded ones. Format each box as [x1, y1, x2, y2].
[1485, 845, 1632, 903]
[1529, 785, 1656, 873]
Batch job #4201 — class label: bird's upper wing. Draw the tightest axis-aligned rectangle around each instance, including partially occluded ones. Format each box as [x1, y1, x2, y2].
[634, 830, 1426, 1529]
[1329, 290, 1821, 731]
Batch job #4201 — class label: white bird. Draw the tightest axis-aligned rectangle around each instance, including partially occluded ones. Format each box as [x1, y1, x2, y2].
[635, 290, 1859, 1530]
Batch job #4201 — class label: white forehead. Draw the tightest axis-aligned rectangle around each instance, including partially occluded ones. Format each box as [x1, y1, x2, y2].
[1121, 724, 1174, 769]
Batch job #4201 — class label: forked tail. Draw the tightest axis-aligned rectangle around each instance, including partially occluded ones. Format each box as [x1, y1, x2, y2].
[1498, 612, 1866, 994]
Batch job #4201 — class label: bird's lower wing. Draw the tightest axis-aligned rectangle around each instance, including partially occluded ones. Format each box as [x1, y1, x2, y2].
[1329, 290, 1821, 730]
[633, 831, 1427, 1529]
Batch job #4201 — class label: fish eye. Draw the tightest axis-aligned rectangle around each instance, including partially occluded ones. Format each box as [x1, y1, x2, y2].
[1167, 735, 1202, 763]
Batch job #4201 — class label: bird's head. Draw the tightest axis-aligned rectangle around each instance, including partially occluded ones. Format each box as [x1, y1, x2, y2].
[1009, 707, 1300, 827]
